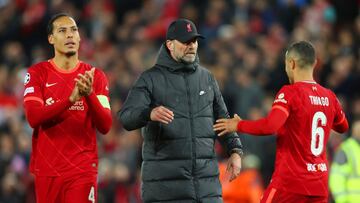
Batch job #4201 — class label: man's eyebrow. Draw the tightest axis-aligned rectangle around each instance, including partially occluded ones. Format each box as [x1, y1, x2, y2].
[57, 25, 77, 30]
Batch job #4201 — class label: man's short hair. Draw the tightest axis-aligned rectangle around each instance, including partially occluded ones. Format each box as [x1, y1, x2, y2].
[47, 13, 72, 36]
[286, 41, 316, 68]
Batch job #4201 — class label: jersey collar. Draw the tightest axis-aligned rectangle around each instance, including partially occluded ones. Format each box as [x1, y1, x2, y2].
[49, 59, 81, 74]
[297, 80, 317, 84]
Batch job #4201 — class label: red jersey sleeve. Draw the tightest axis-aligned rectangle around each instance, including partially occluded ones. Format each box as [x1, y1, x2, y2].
[331, 92, 348, 133]
[237, 107, 288, 135]
[93, 68, 110, 97]
[23, 67, 43, 104]
[236, 86, 294, 135]
[85, 68, 112, 134]
[272, 85, 296, 116]
[23, 66, 73, 128]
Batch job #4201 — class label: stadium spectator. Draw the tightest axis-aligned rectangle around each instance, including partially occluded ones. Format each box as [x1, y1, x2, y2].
[330, 120, 360, 203]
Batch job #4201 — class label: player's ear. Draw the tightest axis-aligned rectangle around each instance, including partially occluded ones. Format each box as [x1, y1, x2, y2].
[48, 34, 54, 45]
[166, 40, 174, 52]
[313, 58, 318, 68]
[291, 58, 296, 70]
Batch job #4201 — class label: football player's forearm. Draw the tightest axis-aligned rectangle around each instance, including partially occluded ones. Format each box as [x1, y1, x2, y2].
[332, 117, 349, 133]
[24, 99, 73, 128]
[86, 92, 112, 134]
[237, 108, 288, 135]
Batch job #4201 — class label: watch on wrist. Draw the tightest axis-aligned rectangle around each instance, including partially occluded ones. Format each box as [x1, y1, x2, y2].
[230, 148, 243, 157]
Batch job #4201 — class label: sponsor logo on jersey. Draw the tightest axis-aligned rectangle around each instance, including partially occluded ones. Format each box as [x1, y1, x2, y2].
[45, 82, 57, 87]
[24, 73, 30, 85]
[306, 163, 327, 172]
[24, 87, 34, 96]
[69, 100, 85, 111]
[274, 93, 287, 104]
[46, 97, 55, 106]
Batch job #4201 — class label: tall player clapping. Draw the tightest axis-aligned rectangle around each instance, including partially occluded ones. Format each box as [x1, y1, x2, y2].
[23, 13, 112, 203]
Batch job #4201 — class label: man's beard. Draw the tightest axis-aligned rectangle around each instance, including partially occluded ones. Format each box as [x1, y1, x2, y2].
[65, 51, 76, 57]
[179, 54, 196, 64]
[180, 58, 193, 64]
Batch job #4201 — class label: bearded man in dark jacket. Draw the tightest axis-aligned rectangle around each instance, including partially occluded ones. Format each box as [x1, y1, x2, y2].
[118, 19, 243, 203]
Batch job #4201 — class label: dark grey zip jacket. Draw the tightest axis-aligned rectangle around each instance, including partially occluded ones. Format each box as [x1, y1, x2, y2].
[118, 45, 243, 203]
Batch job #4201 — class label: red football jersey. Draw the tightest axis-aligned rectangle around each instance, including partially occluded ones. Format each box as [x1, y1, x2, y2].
[23, 60, 110, 176]
[269, 81, 345, 196]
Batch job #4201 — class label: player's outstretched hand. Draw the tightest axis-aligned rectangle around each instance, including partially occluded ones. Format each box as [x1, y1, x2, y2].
[75, 68, 95, 96]
[213, 114, 242, 136]
[150, 106, 174, 124]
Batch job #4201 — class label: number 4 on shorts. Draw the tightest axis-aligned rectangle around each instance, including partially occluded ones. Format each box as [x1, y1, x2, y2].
[88, 186, 95, 203]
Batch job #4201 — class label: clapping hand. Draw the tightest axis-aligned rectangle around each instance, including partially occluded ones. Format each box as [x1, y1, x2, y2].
[69, 85, 81, 103]
[213, 114, 242, 136]
[75, 68, 95, 96]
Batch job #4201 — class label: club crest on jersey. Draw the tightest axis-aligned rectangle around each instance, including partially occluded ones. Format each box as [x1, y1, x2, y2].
[274, 93, 287, 104]
[24, 73, 30, 85]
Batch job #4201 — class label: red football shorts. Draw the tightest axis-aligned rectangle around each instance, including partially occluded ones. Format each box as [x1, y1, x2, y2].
[35, 172, 97, 203]
[260, 186, 327, 203]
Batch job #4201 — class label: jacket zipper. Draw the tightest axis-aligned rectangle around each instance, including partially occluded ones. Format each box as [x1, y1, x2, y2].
[184, 74, 199, 201]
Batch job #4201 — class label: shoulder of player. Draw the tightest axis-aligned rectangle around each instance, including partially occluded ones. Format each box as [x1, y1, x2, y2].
[278, 84, 296, 95]
[26, 61, 52, 80]
[93, 67, 106, 76]
[314, 84, 338, 99]
[78, 61, 94, 71]
[27, 61, 51, 72]
[274, 84, 298, 103]
[89, 67, 109, 85]
[323, 86, 337, 97]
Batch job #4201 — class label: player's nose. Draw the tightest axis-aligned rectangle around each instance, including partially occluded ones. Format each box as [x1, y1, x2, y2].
[66, 30, 73, 38]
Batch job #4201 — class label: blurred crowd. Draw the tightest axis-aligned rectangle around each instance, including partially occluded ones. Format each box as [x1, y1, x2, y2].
[0, 0, 359, 202]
